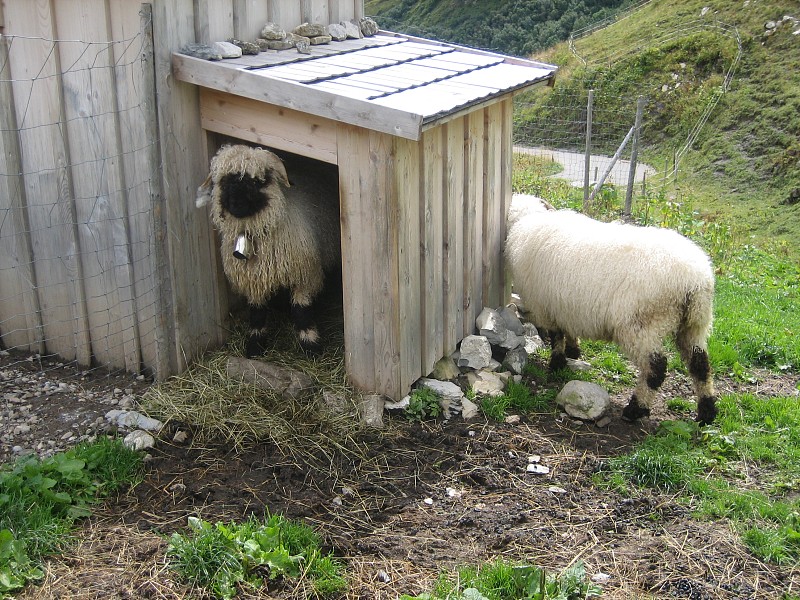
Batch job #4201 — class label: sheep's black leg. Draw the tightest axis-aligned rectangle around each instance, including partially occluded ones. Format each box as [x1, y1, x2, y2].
[548, 330, 568, 371]
[689, 349, 717, 425]
[622, 395, 650, 421]
[291, 300, 322, 356]
[623, 352, 665, 422]
[565, 335, 581, 359]
[246, 304, 269, 357]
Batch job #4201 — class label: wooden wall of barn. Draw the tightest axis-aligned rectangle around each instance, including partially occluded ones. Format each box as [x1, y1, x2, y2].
[1, 0, 365, 378]
[337, 101, 513, 400]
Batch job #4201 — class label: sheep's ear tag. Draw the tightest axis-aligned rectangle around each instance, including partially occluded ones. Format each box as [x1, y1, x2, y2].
[195, 173, 212, 207]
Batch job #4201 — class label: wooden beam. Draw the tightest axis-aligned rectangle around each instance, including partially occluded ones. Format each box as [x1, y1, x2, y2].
[200, 88, 338, 164]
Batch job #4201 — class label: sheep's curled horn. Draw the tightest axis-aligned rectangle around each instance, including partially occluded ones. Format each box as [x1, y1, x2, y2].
[200, 144, 342, 356]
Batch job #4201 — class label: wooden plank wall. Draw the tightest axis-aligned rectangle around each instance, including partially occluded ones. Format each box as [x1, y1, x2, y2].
[0, 0, 176, 377]
[339, 100, 513, 400]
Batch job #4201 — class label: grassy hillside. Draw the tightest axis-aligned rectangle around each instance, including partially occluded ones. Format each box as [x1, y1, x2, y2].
[364, 0, 632, 55]
[368, 0, 800, 263]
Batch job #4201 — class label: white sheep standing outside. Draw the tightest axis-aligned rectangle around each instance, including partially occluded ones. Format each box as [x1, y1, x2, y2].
[198, 144, 341, 356]
[505, 195, 717, 424]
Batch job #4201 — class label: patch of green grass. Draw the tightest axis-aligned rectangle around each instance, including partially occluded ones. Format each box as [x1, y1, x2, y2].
[599, 392, 800, 565]
[406, 387, 445, 421]
[478, 380, 554, 421]
[0, 438, 144, 597]
[401, 559, 601, 600]
[167, 514, 347, 599]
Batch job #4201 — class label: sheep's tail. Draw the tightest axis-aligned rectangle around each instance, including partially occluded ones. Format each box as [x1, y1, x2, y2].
[678, 283, 714, 351]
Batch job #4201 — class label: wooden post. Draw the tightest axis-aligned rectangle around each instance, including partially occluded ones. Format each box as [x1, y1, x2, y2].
[624, 95, 645, 216]
[583, 89, 593, 212]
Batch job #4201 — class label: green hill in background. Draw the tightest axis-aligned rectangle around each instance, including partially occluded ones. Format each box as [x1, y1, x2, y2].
[364, 0, 632, 56]
[367, 0, 800, 262]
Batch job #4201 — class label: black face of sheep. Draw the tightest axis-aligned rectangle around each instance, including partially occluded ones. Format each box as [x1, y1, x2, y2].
[218, 173, 271, 218]
[506, 194, 718, 426]
[198, 144, 342, 357]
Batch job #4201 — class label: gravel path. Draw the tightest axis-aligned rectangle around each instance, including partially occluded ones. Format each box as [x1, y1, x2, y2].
[0, 350, 152, 463]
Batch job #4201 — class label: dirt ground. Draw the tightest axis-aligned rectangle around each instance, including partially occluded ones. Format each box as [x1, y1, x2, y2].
[3, 350, 799, 600]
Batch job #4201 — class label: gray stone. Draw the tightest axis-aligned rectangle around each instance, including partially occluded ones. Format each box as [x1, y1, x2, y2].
[359, 394, 385, 428]
[499, 305, 525, 335]
[467, 370, 505, 397]
[359, 16, 379, 36]
[460, 398, 479, 419]
[295, 36, 311, 54]
[500, 329, 525, 350]
[503, 347, 528, 375]
[476, 307, 507, 345]
[294, 22, 326, 37]
[226, 357, 314, 400]
[255, 38, 271, 51]
[555, 380, 610, 421]
[567, 358, 592, 372]
[327, 23, 348, 41]
[418, 378, 465, 405]
[430, 356, 460, 381]
[228, 39, 260, 55]
[211, 41, 243, 58]
[309, 35, 332, 45]
[384, 395, 410, 411]
[457, 335, 492, 369]
[179, 43, 222, 61]
[322, 390, 349, 415]
[524, 333, 545, 355]
[123, 430, 155, 452]
[267, 38, 295, 50]
[343, 20, 363, 39]
[105, 409, 163, 432]
[261, 22, 286, 40]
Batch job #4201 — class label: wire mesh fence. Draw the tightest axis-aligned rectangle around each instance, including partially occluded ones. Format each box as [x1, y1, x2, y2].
[0, 5, 170, 382]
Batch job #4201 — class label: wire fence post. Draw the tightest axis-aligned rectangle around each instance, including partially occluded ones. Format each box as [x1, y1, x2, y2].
[583, 89, 593, 212]
[624, 95, 645, 216]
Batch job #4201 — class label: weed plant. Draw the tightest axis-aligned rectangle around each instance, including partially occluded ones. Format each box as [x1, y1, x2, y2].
[401, 560, 601, 599]
[0, 437, 143, 597]
[167, 514, 347, 599]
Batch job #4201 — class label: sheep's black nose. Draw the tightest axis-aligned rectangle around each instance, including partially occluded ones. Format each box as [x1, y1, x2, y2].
[219, 173, 269, 218]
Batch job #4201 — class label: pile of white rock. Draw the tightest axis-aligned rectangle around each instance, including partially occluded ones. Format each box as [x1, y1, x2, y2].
[385, 304, 612, 426]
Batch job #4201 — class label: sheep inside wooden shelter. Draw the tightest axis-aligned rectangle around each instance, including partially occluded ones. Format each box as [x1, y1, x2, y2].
[198, 144, 341, 356]
[505, 194, 718, 425]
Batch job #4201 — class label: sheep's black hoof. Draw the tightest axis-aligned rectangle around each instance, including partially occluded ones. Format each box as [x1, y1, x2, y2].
[696, 396, 718, 425]
[565, 342, 581, 359]
[622, 400, 650, 422]
[549, 353, 568, 371]
[245, 334, 268, 358]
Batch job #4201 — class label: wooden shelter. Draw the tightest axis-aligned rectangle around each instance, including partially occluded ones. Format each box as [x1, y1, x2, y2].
[173, 31, 556, 400]
[0, 0, 555, 400]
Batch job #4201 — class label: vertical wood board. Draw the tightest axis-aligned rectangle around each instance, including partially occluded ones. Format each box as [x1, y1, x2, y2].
[0, 25, 44, 351]
[337, 123, 375, 392]
[154, 0, 227, 373]
[464, 109, 484, 334]
[54, 0, 132, 369]
[394, 136, 421, 396]
[443, 117, 465, 350]
[367, 130, 401, 399]
[4, 0, 89, 362]
[420, 127, 444, 376]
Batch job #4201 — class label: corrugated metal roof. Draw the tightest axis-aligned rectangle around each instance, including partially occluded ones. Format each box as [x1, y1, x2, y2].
[172, 32, 557, 140]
